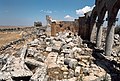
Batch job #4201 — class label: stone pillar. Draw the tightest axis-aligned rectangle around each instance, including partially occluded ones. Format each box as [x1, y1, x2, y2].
[51, 22, 56, 36]
[96, 23, 103, 48]
[105, 8, 119, 56]
[105, 25, 115, 56]
[90, 23, 96, 42]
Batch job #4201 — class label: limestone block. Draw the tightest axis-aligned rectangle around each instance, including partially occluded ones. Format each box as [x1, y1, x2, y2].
[46, 47, 52, 52]
[66, 38, 73, 43]
[68, 59, 78, 69]
[114, 34, 119, 40]
[45, 52, 58, 68]
[75, 66, 81, 77]
[31, 66, 47, 81]
[57, 55, 64, 65]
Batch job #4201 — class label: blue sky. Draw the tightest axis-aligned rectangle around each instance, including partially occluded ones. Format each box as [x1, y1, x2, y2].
[0, 0, 96, 26]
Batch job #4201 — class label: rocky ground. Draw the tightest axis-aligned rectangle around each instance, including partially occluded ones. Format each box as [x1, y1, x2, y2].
[0, 28, 120, 81]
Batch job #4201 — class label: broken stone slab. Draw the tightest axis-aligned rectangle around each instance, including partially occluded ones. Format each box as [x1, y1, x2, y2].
[72, 47, 82, 53]
[60, 38, 66, 44]
[83, 75, 98, 81]
[0, 54, 8, 69]
[63, 71, 69, 79]
[45, 37, 51, 42]
[76, 56, 91, 62]
[66, 38, 73, 43]
[45, 52, 58, 68]
[67, 42, 75, 47]
[111, 51, 117, 57]
[56, 55, 64, 65]
[43, 75, 49, 81]
[11, 69, 33, 78]
[1, 57, 33, 79]
[83, 68, 90, 76]
[52, 46, 61, 52]
[1, 56, 14, 71]
[34, 53, 46, 62]
[2, 54, 10, 60]
[46, 47, 52, 52]
[114, 34, 119, 40]
[64, 58, 78, 69]
[30, 66, 47, 81]
[69, 59, 78, 69]
[114, 39, 120, 45]
[83, 43, 88, 48]
[25, 58, 46, 67]
[29, 39, 39, 46]
[64, 58, 71, 65]
[90, 64, 99, 68]
[20, 45, 27, 60]
[68, 69, 75, 78]
[0, 54, 4, 59]
[54, 41, 63, 47]
[64, 54, 71, 58]
[61, 48, 72, 54]
[84, 71, 107, 81]
[0, 72, 12, 81]
[61, 65, 68, 72]
[75, 66, 81, 77]
[27, 48, 35, 57]
[54, 36, 62, 41]
[46, 42, 50, 45]
[41, 35, 47, 39]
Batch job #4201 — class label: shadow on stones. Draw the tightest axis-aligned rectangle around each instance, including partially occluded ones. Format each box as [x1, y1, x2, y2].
[12, 76, 31, 81]
[92, 48, 120, 81]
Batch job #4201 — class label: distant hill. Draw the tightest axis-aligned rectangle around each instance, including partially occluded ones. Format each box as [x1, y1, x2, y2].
[0, 26, 33, 29]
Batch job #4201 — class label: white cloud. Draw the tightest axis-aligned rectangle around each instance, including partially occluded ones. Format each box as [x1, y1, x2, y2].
[45, 10, 52, 14]
[64, 15, 74, 20]
[40, 10, 52, 14]
[76, 5, 95, 16]
[40, 10, 44, 12]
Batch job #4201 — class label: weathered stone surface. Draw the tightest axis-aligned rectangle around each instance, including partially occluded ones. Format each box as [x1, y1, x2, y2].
[25, 58, 46, 68]
[30, 66, 47, 81]
[68, 69, 75, 78]
[0, 27, 113, 81]
[66, 38, 73, 43]
[29, 39, 40, 46]
[72, 47, 82, 53]
[114, 34, 119, 40]
[75, 66, 81, 77]
[57, 55, 64, 65]
[27, 48, 35, 56]
[45, 52, 58, 68]
[68, 59, 78, 69]
[46, 47, 52, 52]
[1, 57, 33, 80]
[20, 45, 27, 59]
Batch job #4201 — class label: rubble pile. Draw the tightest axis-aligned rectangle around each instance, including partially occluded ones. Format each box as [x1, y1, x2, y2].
[0, 31, 108, 81]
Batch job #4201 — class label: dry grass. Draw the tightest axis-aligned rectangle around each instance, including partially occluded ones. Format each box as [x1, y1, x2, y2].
[0, 32, 22, 47]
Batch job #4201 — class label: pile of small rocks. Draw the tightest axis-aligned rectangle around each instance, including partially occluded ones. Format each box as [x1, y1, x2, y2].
[0, 30, 108, 81]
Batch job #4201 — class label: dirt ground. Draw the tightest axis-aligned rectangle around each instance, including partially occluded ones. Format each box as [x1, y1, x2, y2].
[0, 32, 22, 47]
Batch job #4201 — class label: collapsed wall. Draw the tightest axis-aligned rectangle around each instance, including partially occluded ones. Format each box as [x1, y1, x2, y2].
[0, 26, 111, 81]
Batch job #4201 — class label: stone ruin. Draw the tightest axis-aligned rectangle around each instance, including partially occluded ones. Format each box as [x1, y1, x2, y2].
[1, 20, 120, 81]
[0, 29, 109, 81]
[48, 0, 120, 56]
[0, 0, 120, 81]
